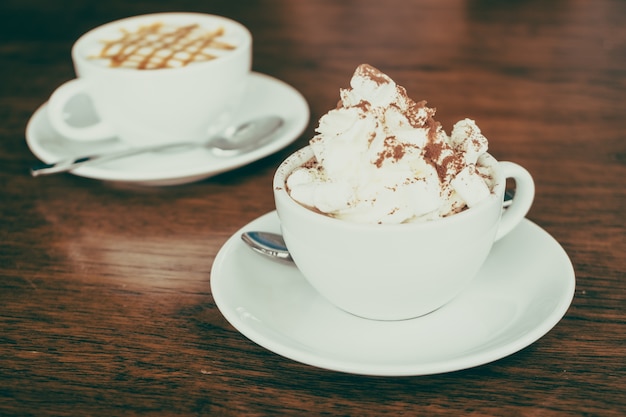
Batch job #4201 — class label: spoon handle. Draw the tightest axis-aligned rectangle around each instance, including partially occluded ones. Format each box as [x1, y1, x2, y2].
[30, 142, 198, 177]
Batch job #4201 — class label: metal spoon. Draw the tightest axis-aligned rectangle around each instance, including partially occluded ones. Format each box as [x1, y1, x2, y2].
[241, 231, 293, 263]
[30, 115, 284, 177]
[240, 190, 515, 263]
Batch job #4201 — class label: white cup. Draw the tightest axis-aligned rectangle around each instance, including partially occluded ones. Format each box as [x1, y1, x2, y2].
[273, 146, 535, 321]
[47, 13, 252, 146]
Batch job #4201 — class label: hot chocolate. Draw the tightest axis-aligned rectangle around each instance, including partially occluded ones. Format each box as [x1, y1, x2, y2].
[286, 64, 496, 224]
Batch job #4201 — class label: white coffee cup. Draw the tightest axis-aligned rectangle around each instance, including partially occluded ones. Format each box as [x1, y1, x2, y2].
[273, 146, 535, 321]
[47, 13, 252, 146]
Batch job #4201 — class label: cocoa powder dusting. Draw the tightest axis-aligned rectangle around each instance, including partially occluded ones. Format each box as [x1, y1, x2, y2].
[354, 100, 371, 112]
[367, 130, 377, 146]
[405, 100, 431, 128]
[424, 140, 443, 164]
[391, 142, 405, 161]
[358, 64, 390, 85]
[422, 117, 463, 183]
[301, 157, 318, 169]
[374, 136, 406, 168]
[424, 142, 447, 181]
[426, 117, 441, 143]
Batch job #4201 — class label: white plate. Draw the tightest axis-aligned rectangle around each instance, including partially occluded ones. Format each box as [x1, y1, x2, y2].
[211, 211, 576, 376]
[26, 72, 309, 186]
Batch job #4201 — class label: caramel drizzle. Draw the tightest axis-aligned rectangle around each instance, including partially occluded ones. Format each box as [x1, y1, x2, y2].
[92, 22, 236, 69]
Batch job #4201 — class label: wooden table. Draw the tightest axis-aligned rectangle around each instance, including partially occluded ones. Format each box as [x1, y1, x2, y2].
[1, 1, 624, 415]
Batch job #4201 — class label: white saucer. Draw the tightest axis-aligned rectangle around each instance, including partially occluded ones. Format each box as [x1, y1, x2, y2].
[26, 72, 310, 186]
[211, 211, 576, 376]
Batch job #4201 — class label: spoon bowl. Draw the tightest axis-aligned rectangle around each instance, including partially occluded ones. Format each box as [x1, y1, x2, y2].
[241, 231, 293, 263]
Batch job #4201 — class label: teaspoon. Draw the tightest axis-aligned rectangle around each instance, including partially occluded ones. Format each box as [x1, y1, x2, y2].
[241, 231, 293, 263]
[30, 115, 284, 177]
[240, 191, 515, 263]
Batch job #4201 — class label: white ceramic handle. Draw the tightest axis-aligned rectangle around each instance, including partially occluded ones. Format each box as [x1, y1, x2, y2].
[47, 78, 116, 141]
[495, 161, 535, 241]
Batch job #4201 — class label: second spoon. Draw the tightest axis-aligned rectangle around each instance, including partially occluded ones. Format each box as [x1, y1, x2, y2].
[31, 115, 284, 177]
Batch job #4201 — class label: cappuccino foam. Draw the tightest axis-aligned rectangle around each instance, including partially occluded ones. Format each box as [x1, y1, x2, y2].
[88, 22, 236, 69]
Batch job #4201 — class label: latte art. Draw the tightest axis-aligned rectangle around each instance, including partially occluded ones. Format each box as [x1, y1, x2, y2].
[89, 22, 236, 69]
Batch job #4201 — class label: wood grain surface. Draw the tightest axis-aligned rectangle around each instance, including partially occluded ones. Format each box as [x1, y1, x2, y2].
[1, 0, 624, 415]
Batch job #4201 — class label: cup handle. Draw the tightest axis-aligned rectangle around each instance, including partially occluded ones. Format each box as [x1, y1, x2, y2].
[495, 161, 535, 241]
[47, 78, 116, 141]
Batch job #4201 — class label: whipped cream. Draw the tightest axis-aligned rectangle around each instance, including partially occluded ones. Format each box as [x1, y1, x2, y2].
[287, 64, 496, 224]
